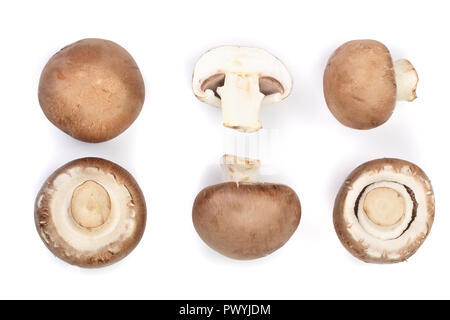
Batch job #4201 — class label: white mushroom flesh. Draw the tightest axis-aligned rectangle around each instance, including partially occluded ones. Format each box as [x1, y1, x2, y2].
[193, 46, 292, 132]
[44, 166, 136, 252]
[221, 154, 260, 183]
[394, 59, 418, 102]
[217, 73, 264, 131]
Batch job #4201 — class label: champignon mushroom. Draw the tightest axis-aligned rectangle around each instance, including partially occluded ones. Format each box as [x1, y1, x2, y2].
[38, 38, 145, 142]
[334, 158, 434, 263]
[323, 40, 418, 129]
[35, 157, 146, 268]
[192, 154, 301, 260]
[192, 46, 292, 132]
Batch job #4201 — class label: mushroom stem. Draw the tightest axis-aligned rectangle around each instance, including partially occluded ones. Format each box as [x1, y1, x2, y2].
[394, 59, 418, 102]
[356, 181, 413, 240]
[216, 73, 265, 132]
[363, 187, 406, 226]
[220, 154, 260, 183]
[71, 180, 111, 229]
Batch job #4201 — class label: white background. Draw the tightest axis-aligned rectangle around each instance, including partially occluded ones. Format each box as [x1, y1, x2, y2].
[0, 0, 448, 299]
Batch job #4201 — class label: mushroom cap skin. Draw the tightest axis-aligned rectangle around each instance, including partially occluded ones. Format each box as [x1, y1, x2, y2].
[38, 38, 145, 142]
[334, 158, 434, 263]
[35, 157, 146, 268]
[323, 40, 397, 129]
[192, 46, 292, 107]
[192, 182, 301, 260]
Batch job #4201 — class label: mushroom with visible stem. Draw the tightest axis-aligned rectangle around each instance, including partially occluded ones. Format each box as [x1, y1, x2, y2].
[333, 158, 434, 263]
[192, 46, 298, 260]
[35, 157, 146, 268]
[38, 38, 145, 143]
[323, 40, 418, 129]
[193, 46, 292, 133]
[193, 155, 301, 260]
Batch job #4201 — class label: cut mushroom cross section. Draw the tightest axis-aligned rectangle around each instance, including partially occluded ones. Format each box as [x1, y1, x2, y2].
[193, 46, 292, 132]
[35, 157, 146, 268]
[334, 158, 434, 263]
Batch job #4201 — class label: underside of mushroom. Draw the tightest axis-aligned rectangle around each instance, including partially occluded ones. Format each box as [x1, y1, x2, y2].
[334, 158, 434, 263]
[193, 46, 292, 132]
[35, 158, 146, 268]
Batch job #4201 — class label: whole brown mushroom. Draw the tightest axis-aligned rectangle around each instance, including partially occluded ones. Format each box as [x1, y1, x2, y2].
[334, 158, 434, 263]
[35, 157, 146, 268]
[192, 155, 301, 260]
[323, 40, 418, 129]
[38, 38, 145, 142]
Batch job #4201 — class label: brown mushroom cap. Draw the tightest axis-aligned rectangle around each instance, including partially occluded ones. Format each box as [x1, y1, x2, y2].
[38, 38, 145, 142]
[334, 158, 434, 263]
[35, 157, 146, 268]
[192, 182, 301, 260]
[323, 40, 397, 129]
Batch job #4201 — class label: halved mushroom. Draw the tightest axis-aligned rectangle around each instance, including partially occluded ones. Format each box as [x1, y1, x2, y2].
[193, 154, 301, 260]
[38, 38, 145, 142]
[334, 158, 434, 263]
[192, 46, 292, 132]
[323, 40, 418, 129]
[35, 157, 146, 268]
